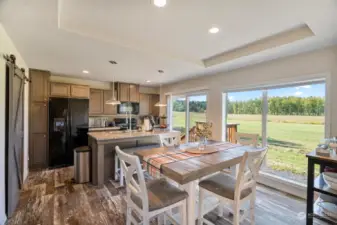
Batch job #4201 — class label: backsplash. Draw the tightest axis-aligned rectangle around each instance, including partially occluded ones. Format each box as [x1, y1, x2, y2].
[89, 117, 112, 128]
[89, 115, 141, 128]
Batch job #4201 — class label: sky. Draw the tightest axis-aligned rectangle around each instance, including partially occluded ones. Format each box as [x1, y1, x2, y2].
[172, 83, 325, 102]
[228, 83, 325, 101]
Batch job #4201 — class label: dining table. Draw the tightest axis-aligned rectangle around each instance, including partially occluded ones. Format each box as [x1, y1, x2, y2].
[133, 141, 262, 225]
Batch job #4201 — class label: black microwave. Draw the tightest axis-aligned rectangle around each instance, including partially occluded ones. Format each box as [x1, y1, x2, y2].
[117, 102, 139, 115]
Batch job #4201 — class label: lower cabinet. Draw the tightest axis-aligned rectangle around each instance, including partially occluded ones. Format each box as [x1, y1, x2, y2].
[29, 133, 48, 169]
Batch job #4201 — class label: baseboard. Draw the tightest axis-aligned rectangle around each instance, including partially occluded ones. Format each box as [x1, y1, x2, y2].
[258, 172, 307, 199]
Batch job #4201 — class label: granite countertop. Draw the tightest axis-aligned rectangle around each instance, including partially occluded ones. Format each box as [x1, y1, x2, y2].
[88, 127, 121, 132]
[88, 129, 180, 141]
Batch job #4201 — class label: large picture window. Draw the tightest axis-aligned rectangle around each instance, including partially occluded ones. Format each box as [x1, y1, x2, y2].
[225, 82, 325, 183]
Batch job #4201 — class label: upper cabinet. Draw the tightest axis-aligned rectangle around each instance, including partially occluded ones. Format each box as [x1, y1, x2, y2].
[129, 84, 140, 102]
[50, 83, 89, 99]
[118, 83, 139, 102]
[71, 85, 90, 98]
[30, 69, 50, 102]
[118, 83, 130, 102]
[103, 90, 117, 115]
[150, 94, 160, 116]
[139, 94, 150, 115]
[89, 89, 104, 115]
[50, 83, 70, 97]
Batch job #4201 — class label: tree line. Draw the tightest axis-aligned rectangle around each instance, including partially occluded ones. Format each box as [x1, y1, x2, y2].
[173, 96, 324, 116]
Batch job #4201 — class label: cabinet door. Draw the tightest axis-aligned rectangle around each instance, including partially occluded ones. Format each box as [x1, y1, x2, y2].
[89, 89, 104, 114]
[103, 90, 117, 115]
[71, 85, 90, 99]
[150, 94, 160, 116]
[31, 102, 48, 133]
[50, 83, 70, 97]
[119, 83, 130, 102]
[139, 94, 150, 115]
[129, 84, 140, 102]
[30, 69, 49, 102]
[30, 133, 47, 168]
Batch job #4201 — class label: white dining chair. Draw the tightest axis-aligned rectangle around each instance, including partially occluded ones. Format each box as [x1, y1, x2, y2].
[198, 147, 267, 225]
[234, 132, 259, 147]
[159, 132, 180, 147]
[116, 146, 188, 225]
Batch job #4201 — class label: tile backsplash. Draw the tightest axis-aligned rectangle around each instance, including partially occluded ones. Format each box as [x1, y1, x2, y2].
[89, 117, 111, 127]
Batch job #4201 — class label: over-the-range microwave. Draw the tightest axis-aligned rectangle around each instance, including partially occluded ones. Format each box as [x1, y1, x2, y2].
[117, 102, 139, 115]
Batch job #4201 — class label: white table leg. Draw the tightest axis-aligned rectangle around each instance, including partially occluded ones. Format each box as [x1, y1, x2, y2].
[182, 181, 197, 225]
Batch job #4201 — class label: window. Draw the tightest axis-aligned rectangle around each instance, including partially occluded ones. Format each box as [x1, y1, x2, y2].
[224, 82, 325, 183]
[170, 93, 207, 143]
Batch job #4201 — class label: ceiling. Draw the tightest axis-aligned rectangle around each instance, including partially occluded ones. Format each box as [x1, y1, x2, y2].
[1, 0, 337, 85]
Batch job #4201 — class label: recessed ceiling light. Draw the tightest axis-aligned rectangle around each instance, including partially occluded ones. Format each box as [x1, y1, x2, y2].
[209, 27, 220, 34]
[146, 80, 151, 83]
[82, 70, 89, 74]
[109, 60, 117, 65]
[154, 0, 166, 7]
[158, 70, 164, 73]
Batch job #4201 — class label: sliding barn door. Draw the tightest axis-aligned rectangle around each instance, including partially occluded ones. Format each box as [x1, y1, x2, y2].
[5, 57, 25, 217]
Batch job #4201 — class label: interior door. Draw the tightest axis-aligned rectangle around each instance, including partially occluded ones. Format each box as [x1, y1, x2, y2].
[5, 58, 25, 217]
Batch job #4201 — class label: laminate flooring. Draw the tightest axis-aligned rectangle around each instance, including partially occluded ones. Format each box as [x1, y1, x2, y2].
[6, 167, 328, 225]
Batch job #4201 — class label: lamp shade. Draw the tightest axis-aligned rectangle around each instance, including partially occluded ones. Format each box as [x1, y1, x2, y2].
[155, 102, 167, 107]
[106, 97, 121, 105]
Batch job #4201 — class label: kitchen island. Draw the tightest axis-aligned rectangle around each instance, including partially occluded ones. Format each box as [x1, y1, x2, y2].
[88, 129, 180, 187]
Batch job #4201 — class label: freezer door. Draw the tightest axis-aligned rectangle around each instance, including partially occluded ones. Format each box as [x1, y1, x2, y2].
[48, 98, 69, 167]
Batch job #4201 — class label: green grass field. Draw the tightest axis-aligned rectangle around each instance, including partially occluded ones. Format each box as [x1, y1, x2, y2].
[172, 112, 324, 178]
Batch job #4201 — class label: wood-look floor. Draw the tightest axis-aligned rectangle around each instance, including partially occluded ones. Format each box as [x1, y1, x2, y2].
[7, 167, 327, 225]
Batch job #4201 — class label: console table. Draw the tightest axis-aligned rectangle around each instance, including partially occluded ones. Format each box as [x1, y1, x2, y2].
[306, 151, 337, 225]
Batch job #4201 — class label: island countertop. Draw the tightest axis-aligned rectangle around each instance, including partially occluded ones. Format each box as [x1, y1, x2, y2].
[88, 129, 181, 187]
[88, 129, 180, 142]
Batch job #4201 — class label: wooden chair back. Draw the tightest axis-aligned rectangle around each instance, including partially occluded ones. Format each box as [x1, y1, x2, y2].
[235, 147, 268, 200]
[159, 132, 180, 147]
[115, 146, 149, 212]
[234, 132, 259, 147]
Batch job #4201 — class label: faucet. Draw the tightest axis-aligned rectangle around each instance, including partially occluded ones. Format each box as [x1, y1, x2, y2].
[125, 111, 132, 132]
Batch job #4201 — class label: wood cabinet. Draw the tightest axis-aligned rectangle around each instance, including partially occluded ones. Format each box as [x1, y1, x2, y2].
[31, 102, 48, 133]
[71, 85, 89, 98]
[118, 83, 140, 102]
[89, 89, 104, 115]
[29, 69, 50, 169]
[30, 69, 49, 102]
[103, 90, 117, 115]
[129, 84, 140, 102]
[30, 134, 48, 168]
[118, 83, 130, 102]
[150, 94, 160, 116]
[139, 94, 160, 116]
[139, 94, 150, 115]
[50, 83, 70, 97]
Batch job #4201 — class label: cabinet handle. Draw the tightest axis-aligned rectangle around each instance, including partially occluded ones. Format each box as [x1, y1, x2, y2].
[44, 135, 46, 138]
[44, 104, 46, 107]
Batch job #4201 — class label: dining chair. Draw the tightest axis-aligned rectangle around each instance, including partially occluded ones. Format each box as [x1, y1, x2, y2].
[159, 132, 180, 147]
[116, 146, 188, 225]
[234, 132, 259, 147]
[198, 147, 267, 225]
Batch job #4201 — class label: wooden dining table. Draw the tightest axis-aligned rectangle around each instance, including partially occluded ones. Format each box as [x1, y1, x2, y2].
[134, 141, 261, 225]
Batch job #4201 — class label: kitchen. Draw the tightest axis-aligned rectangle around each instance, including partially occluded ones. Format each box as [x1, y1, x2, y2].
[29, 69, 167, 171]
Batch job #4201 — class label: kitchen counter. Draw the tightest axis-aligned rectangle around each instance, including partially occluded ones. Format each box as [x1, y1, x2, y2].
[88, 127, 121, 132]
[88, 129, 179, 142]
[88, 129, 180, 187]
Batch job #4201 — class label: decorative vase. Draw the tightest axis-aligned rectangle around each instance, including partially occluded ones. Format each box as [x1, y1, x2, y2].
[198, 136, 207, 151]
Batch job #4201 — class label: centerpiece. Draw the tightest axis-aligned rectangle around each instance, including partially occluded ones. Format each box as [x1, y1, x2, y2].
[196, 122, 212, 150]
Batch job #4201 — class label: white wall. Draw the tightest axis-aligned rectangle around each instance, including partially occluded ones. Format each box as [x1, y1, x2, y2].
[162, 46, 337, 140]
[0, 23, 29, 225]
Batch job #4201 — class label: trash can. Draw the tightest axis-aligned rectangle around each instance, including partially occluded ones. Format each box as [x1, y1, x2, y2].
[74, 146, 91, 183]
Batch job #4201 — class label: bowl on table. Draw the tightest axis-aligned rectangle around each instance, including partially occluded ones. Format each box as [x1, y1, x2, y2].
[323, 172, 337, 190]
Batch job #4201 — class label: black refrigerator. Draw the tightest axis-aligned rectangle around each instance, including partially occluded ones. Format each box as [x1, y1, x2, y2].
[49, 98, 89, 168]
